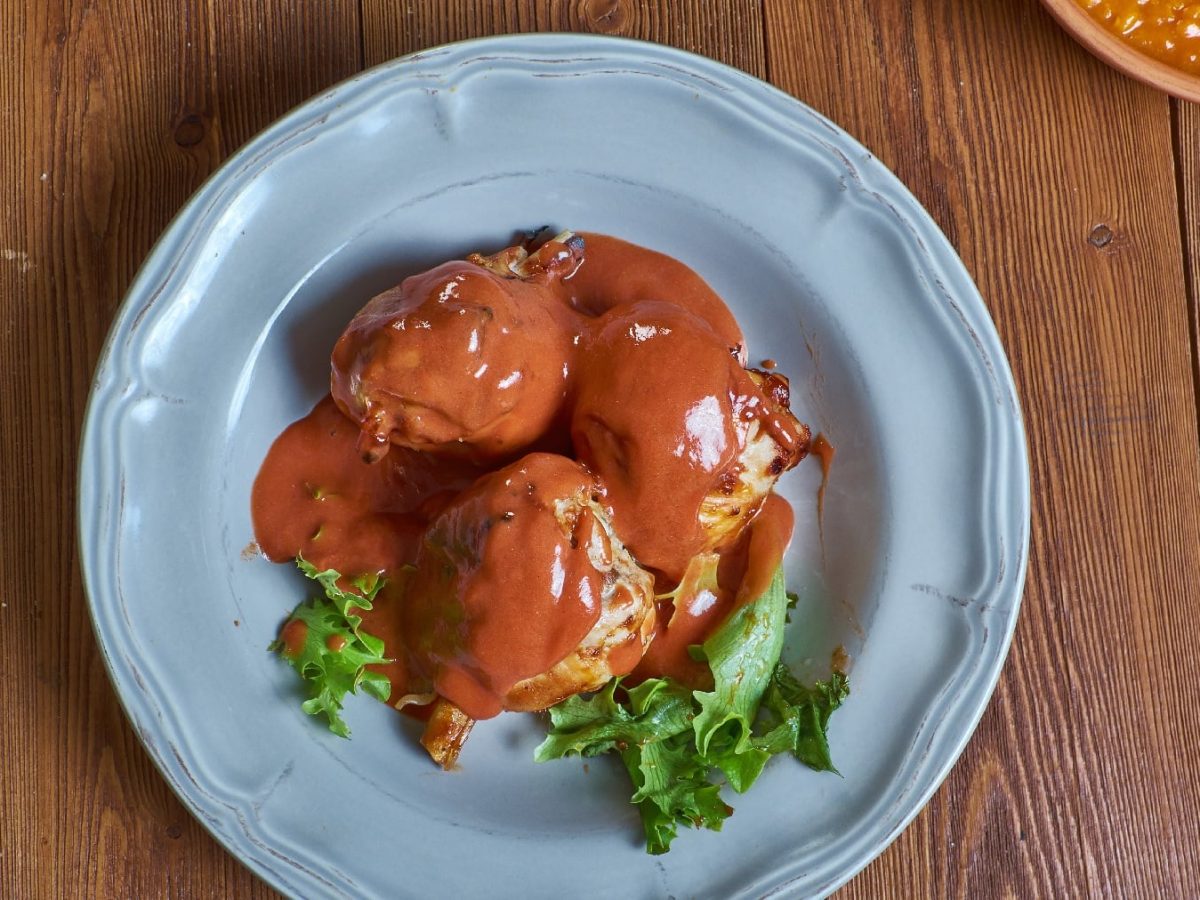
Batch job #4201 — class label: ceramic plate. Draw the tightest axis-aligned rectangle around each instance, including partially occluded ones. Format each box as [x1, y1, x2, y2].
[79, 34, 1029, 899]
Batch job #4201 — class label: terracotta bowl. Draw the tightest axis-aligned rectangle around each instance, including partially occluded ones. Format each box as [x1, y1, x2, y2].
[1040, 0, 1200, 102]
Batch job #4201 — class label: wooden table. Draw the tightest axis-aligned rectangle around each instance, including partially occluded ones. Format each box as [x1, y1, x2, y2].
[4, 1, 1198, 896]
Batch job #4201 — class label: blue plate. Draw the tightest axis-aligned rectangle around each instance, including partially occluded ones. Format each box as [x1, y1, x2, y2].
[79, 34, 1029, 899]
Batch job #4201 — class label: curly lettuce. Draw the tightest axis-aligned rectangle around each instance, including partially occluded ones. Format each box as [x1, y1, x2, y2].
[269, 559, 391, 738]
[535, 564, 847, 853]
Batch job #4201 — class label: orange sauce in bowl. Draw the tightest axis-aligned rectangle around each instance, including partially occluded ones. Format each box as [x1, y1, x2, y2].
[1076, 0, 1200, 74]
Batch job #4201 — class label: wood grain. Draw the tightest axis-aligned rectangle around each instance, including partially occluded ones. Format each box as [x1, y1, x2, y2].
[3, 0, 1200, 896]
[1180, 98, 1200, 424]
[0, 2, 357, 896]
[0, 0, 29, 892]
[763, 1, 1200, 896]
[361, 0, 766, 74]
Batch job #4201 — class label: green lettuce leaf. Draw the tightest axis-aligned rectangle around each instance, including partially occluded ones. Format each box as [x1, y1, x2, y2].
[270, 560, 391, 738]
[536, 678, 719, 854]
[534, 677, 694, 760]
[536, 562, 848, 854]
[754, 665, 849, 773]
[691, 566, 788, 782]
[622, 734, 731, 854]
[295, 558, 381, 633]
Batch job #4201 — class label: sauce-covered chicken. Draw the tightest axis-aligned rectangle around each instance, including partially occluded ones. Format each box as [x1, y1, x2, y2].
[571, 301, 809, 581]
[402, 453, 655, 721]
[330, 237, 583, 463]
[254, 230, 818, 770]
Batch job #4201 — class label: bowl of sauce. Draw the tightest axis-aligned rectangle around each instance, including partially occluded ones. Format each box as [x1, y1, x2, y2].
[1041, 0, 1200, 100]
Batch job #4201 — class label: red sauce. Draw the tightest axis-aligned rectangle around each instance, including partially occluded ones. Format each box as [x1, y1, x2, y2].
[572, 301, 741, 579]
[633, 494, 794, 688]
[563, 233, 746, 360]
[634, 555, 730, 688]
[735, 494, 794, 606]
[571, 301, 804, 581]
[331, 261, 581, 464]
[251, 396, 482, 575]
[401, 454, 608, 719]
[355, 576, 416, 699]
[279, 618, 307, 658]
[253, 232, 816, 726]
[810, 432, 835, 528]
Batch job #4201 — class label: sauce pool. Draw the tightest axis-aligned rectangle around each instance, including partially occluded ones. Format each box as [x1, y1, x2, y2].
[632, 493, 795, 688]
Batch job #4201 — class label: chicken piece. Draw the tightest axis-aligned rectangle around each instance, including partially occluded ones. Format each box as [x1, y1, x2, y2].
[467, 229, 585, 283]
[330, 235, 584, 464]
[402, 453, 656, 723]
[697, 369, 809, 551]
[420, 697, 474, 770]
[571, 301, 810, 582]
[504, 501, 656, 712]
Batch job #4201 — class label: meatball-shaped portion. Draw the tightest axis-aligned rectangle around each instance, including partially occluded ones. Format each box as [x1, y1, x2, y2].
[560, 232, 747, 362]
[401, 453, 656, 721]
[571, 301, 810, 582]
[331, 247, 581, 464]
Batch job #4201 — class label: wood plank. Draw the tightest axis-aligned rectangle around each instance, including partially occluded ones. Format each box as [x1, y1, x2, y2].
[211, 3, 363, 153]
[8, 4, 243, 896]
[0, 1, 31, 893]
[1, 1, 357, 896]
[763, 1, 1200, 896]
[7, 0, 1198, 896]
[361, 0, 766, 75]
[1180, 98, 1200, 420]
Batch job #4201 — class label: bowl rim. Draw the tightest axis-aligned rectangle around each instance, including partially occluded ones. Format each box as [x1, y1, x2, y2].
[1039, 0, 1200, 102]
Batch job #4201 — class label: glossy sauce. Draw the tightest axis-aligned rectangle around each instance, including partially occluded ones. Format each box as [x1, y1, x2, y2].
[565, 233, 746, 360]
[331, 260, 581, 463]
[251, 396, 481, 575]
[1077, 0, 1200, 73]
[734, 494, 795, 607]
[252, 232, 813, 723]
[279, 618, 308, 658]
[571, 301, 743, 579]
[357, 577, 417, 702]
[810, 433, 836, 521]
[633, 494, 794, 688]
[401, 454, 607, 719]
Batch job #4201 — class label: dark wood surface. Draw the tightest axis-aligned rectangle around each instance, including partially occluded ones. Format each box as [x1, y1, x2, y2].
[3, 1, 1198, 896]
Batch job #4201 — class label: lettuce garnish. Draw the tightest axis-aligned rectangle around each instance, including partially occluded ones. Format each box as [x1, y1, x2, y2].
[535, 564, 848, 853]
[269, 559, 392, 738]
[270, 557, 847, 852]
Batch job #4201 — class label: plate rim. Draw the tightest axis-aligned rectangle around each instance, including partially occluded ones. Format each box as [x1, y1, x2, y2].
[78, 32, 1031, 899]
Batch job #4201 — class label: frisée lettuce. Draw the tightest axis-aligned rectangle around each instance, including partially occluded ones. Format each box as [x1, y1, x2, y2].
[535, 564, 848, 854]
